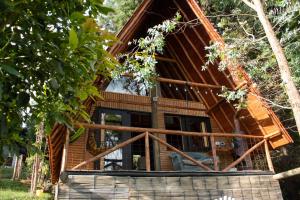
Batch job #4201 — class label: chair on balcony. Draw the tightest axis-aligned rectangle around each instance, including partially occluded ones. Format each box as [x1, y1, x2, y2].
[169, 152, 217, 171]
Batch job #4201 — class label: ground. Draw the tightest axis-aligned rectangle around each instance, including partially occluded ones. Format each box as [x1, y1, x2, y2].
[0, 168, 52, 200]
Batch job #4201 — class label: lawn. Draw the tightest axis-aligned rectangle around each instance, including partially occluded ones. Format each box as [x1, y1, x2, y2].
[0, 179, 52, 200]
[0, 167, 52, 200]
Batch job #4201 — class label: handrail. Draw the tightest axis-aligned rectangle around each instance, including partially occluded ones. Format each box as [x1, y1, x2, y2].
[75, 122, 264, 139]
[70, 123, 273, 173]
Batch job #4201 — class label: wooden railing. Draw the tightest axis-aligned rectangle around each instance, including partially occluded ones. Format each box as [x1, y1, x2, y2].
[70, 123, 274, 172]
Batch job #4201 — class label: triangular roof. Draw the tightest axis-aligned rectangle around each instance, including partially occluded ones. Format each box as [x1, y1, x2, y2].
[48, 0, 293, 183]
[109, 0, 292, 146]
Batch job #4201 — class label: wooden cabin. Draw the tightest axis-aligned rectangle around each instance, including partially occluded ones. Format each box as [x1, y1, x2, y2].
[49, 0, 293, 199]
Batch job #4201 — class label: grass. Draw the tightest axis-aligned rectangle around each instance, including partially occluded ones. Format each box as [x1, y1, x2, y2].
[0, 167, 52, 200]
[0, 179, 52, 200]
[0, 167, 14, 179]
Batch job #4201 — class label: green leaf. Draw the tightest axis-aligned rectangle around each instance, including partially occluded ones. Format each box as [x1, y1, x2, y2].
[98, 6, 114, 15]
[1, 65, 22, 77]
[69, 28, 79, 49]
[70, 127, 85, 143]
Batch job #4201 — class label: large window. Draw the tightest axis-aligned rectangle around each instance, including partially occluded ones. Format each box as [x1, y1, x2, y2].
[164, 115, 211, 152]
[88, 108, 153, 170]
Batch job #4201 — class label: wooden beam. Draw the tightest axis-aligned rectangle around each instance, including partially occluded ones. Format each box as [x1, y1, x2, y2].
[155, 56, 177, 63]
[72, 132, 146, 170]
[264, 130, 281, 139]
[273, 167, 300, 180]
[206, 98, 226, 114]
[76, 122, 264, 139]
[222, 139, 265, 172]
[264, 140, 275, 172]
[148, 133, 212, 171]
[157, 77, 222, 89]
[145, 132, 151, 172]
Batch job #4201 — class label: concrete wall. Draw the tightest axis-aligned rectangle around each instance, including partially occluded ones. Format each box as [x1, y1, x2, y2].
[57, 173, 283, 200]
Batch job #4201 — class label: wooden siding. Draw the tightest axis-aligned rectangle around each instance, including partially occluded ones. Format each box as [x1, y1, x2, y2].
[66, 91, 223, 171]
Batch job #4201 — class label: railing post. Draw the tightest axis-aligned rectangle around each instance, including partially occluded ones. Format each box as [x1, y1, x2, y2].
[210, 135, 219, 171]
[145, 132, 151, 172]
[264, 139, 275, 172]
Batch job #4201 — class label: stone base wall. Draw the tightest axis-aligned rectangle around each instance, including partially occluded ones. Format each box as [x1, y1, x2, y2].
[57, 173, 283, 200]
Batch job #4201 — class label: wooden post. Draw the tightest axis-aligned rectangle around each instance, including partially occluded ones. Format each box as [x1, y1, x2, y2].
[210, 136, 218, 171]
[264, 140, 275, 172]
[151, 83, 161, 171]
[72, 132, 146, 170]
[60, 129, 70, 174]
[145, 132, 151, 172]
[148, 133, 212, 171]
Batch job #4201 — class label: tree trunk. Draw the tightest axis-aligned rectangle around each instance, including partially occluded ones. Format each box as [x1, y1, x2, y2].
[30, 154, 40, 195]
[250, 0, 300, 135]
[16, 154, 23, 179]
[12, 154, 18, 180]
[30, 122, 44, 195]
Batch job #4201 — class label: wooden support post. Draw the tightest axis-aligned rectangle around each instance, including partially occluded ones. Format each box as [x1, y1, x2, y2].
[210, 136, 219, 171]
[264, 140, 275, 172]
[72, 132, 146, 170]
[223, 140, 265, 172]
[145, 132, 151, 172]
[148, 133, 213, 171]
[151, 83, 161, 171]
[60, 129, 70, 174]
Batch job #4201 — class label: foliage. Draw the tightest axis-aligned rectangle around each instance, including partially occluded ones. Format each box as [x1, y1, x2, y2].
[219, 86, 248, 110]
[0, 0, 117, 161]
[0, 179, 52, 200]
[112, 13, 182, 91]
[99, 0, 143, 32]
[197, 1, 300, 199]
[198, 0, 300, 136]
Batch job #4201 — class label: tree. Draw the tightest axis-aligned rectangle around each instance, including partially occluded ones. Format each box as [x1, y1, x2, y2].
[99, 0, 143, 32]
[241, 0, 300, 136]
[0, 1, 116, 163]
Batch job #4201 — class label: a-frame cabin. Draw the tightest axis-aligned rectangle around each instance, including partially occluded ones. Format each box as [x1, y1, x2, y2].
[49, 0, 293, 199]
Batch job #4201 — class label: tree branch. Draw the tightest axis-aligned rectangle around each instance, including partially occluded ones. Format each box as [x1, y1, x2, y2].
[241, 0, 256, 10]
